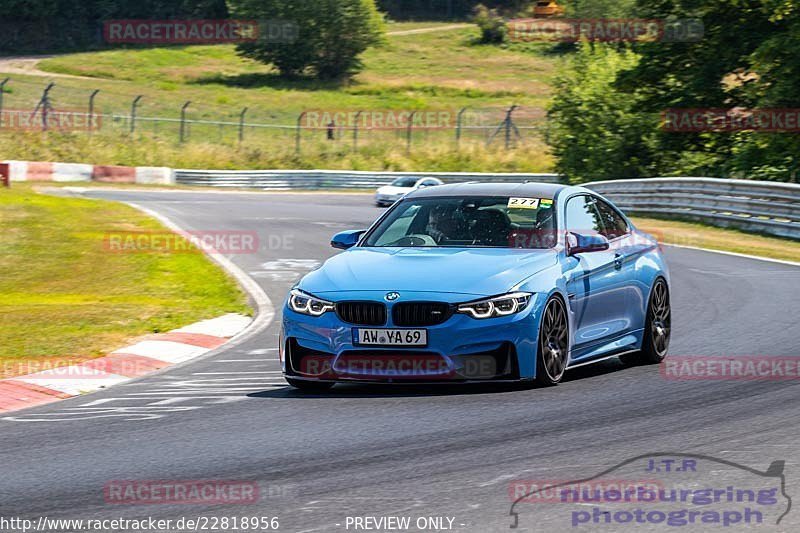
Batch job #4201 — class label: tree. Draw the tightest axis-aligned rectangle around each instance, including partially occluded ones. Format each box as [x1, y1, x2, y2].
[547, 43, 662, 183]
[229, 0, 385, 79]
[473, 4, 508, 43]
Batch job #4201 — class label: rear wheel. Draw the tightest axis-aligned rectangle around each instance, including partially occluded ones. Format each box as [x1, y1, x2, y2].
[534, 296, 569, 386]
[621, 278, 671, 365]
[286, 378, 335, 392]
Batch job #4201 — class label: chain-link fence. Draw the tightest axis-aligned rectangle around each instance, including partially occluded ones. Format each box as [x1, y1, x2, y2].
[0, 77, 545, 155]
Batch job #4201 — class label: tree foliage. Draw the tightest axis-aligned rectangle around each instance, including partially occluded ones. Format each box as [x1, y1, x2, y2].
[0, 0, 229, 53]
[547, 0, 800, 182]
[473, 4, 508, 43]
[547, 44, 662, 183]
[229, 0, 384, 80]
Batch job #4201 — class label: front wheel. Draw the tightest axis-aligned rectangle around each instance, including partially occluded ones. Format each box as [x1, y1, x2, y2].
[534, 296, 570, 386]
[285, 378, 335, 392]
[621, 278, 671, 365]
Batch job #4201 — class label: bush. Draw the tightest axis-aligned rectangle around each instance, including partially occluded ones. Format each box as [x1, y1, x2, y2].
[229, 0, 384, 80]
[473, 4, 507, 44]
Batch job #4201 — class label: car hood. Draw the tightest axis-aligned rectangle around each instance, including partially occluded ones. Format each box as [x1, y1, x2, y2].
[299, 247, 558, 298]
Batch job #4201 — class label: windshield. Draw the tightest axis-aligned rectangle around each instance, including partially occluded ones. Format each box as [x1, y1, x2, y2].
[363, 196, 557, 249]
[390, 177, 419, 187]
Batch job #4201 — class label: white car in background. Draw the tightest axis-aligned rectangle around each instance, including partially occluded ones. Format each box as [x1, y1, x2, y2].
[374, 177, 444, 207]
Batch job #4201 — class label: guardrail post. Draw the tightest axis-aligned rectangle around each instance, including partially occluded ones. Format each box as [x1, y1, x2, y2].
[406, 111, 417, 154]
[88, 89, 99, 135]
[130, 95, 143, 133]
[179, 101, 191, 143]
[238, 107, 248, 145]
[295, 111, 307, 155]
[0, 78, 8, 129]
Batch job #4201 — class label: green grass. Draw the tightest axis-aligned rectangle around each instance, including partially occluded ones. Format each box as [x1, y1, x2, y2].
[0, 184, 250, 378]
[0, 131, 552, 172]
[632, 217, 800, 263]
[34, 25, 555, 111]
[0, 23, 559, 172]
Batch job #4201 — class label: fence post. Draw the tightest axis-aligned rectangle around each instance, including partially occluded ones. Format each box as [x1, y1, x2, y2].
[30, 83, 55, 132]
[130, 95, 143, 133]
[179, 101, 191, 143]
[505, 104, 518, 150]
[456, 107, 468, 147]
[88, 89, 99, 135]
[295, 111, 307, 155]
[0, 78, 8, 129]
[238, 107, 248, 144]
[353, 110, 362, 151]
[406, 111, 417, 154]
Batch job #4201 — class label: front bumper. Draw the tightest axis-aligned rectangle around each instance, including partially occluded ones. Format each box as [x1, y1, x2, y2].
[280, 293, 543, 383]
[375, 193, 402, 205]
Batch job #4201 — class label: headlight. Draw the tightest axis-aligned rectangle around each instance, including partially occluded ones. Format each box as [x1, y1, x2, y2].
[288, 289, 335, 317]
[456, 292, 532, 319]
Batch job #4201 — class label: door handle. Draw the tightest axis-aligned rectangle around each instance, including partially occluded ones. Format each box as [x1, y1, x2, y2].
[614, 253, 624, 270]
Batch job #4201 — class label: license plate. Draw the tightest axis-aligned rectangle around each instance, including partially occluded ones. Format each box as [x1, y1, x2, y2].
[353, 328, 427, 347]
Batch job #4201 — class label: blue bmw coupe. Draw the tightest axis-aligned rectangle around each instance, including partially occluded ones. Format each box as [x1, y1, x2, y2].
[280, 182, 671, 391]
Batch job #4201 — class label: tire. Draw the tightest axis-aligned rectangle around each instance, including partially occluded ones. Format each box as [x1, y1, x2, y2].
[534, 296, 570, 386]
[285, 378, 335, 392]
[621, 278, 671, 365]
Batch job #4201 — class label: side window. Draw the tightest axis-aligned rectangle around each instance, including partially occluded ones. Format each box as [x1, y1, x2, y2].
[565, 195, 604, 235]
[594, 198, 629, 240]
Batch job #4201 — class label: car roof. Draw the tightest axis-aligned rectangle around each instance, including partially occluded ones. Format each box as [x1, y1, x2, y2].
[405, 181, 572, 199]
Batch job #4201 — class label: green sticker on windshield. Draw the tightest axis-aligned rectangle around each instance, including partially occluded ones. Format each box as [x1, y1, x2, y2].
[540, 198, 554, 208]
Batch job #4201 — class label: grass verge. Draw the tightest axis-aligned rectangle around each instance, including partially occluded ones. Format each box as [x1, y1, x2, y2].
[632, 217, 800, 263]
[0, 184, 251, 378]
[0, 23, 557, 172]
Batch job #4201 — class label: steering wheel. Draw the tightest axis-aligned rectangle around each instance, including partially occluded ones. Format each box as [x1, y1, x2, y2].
[388, 234, 437, 247]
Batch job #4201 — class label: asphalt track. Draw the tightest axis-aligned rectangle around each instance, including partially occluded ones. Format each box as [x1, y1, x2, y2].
[1, 190, 799, 532]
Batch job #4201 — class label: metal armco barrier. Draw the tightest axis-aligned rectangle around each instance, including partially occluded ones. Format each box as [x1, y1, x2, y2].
[586, 177, 800, 240]
[174, 169, 561, 189]
[154, 169, 800, 241]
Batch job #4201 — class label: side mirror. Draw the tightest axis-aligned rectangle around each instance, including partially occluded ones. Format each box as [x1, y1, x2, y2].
[568, 232, 610, 255]
[331, 230, 366, 250]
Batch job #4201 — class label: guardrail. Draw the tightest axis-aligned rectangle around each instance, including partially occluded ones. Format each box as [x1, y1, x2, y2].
[174, 169, 561, 190]
[175, 169, 799, 239]
[586, 177, 800, 240]
[8, 159, 796, 240]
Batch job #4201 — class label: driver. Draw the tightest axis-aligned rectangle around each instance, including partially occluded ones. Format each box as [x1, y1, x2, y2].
[426, 205, 465, 244]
